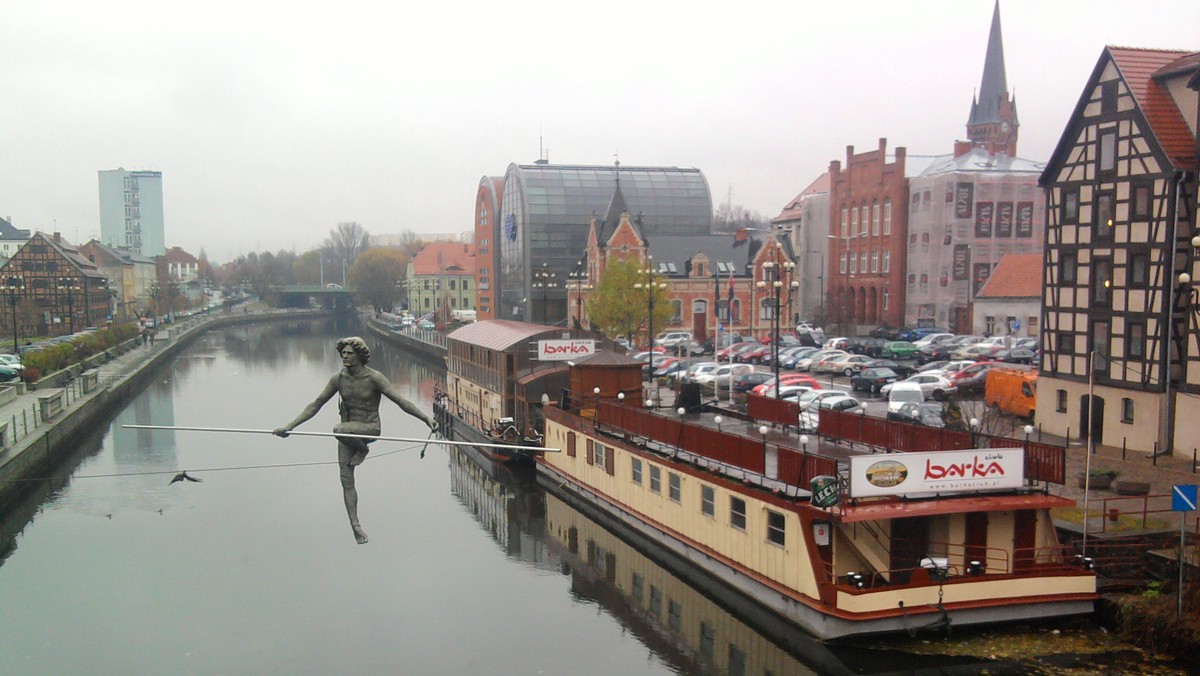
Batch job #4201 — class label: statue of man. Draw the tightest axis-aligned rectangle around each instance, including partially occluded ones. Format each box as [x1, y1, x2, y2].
[274, 336, 437, 544]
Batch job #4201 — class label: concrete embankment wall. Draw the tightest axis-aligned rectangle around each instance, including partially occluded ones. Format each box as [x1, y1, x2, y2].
[365, 318, 447, 366]
[0, 310, 335, 510]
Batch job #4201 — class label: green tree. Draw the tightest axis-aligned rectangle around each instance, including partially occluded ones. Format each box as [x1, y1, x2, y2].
[347, 247, 409, 314]
[587, 257, 672, 343]
[293, 250, 323, 285]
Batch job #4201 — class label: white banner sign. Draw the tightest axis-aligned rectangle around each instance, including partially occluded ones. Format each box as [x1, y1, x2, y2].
[849, 448, 1025, 498]
[537, 339, 596, 361]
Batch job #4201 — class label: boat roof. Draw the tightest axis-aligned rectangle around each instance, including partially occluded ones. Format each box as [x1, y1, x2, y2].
[446, 319, 561, 351]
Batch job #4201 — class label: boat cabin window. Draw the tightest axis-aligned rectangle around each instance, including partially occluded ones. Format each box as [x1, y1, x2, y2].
[701, 485, 714, 516]
[631, 458, 642, 485]
[767, 510, 786, 546]
[649, 466, 662, 493]
[730, 497, 746, 530]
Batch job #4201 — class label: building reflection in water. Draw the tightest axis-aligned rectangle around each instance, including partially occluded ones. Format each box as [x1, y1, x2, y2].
[445, 445, 846, 675]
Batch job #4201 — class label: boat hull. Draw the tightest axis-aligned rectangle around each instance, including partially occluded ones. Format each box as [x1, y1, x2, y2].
[536, 459, 1094, 641]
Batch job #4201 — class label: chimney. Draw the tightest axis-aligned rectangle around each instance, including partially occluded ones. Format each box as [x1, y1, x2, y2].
[954, 140, 975, 158]
[53, 232, 61, 244]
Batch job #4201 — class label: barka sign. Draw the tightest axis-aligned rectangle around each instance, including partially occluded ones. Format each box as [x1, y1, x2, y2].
[537, 339, 596, 361]
[849, 448, 1024, 498]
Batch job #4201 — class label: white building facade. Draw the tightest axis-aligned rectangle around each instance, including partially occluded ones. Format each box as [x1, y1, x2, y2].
[98, 169, 165, 257]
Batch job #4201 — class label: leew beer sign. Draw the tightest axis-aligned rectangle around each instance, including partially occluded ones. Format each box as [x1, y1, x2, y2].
[537, 339, 596, 361]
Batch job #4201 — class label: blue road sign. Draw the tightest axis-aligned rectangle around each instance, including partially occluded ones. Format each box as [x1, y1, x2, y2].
[1172, 484, 1198, 512]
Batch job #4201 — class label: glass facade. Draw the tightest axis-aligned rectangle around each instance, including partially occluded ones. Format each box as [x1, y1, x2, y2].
[499, 163, 712, 323]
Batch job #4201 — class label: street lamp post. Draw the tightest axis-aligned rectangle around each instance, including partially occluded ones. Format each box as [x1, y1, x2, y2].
[533, 263, 557, 325]
[568, 270, 592, 329]
[0, 277, 24, 354]
[58, 277, 81, 334]
[757, 254, 796, 399]
[634, 256, 667, 407]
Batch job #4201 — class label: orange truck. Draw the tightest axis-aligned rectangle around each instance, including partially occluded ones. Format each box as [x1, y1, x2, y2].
[984, 366, 1037, 421]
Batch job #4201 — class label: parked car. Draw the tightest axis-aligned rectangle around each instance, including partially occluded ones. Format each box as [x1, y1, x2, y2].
[776, 384, 818, 400]
[899, 327, 950, 342]
[887, 402, 946, 428]
[755, 374, 821, 397]
[984, 366, 1037, 420]
[736, 343, 774, 364]
[911, 332, 956, 348]
[716, 341, 760, 361]
[798, 395, 865, 431]
[880, 341, 918, 360]
[676, 361, 718, 384]
[779, 346, 820, 369]
[850, 367, 900, 394]
[656, 331, 693, 349]
[652, 359, 687, 379]
[862, 359, 917, 378]
[995, 347, 1038, 365]
[915, 336, 977, 363]
[950, 344, 1003, 361]
[672, 340, 706, 357]
[704, 363, 757, 390]
[732, 371, 773, 393]
[795, 349, 847, 372]
[815, 354, 874, 376]
[794, 389, 852, 412]
[879, 373, 955, 401]
[869, 325, 903, 340]
[886, 381, 926, 413]
[949, 361, 1001, 395]
[823, 337, 851, 350]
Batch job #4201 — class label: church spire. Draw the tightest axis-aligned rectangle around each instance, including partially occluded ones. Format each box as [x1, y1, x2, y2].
[966, 1, 1019, 155]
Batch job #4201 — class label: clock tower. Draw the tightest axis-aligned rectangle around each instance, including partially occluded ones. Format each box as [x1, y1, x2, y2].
[966, 1, 1019, 156]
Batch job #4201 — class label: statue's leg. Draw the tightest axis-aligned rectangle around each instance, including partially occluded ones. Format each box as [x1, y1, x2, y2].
[338, 441, 368, 544]
[334, 422, 376, 466]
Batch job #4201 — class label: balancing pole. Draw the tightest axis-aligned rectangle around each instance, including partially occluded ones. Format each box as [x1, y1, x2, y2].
[121, 424, 558, 453]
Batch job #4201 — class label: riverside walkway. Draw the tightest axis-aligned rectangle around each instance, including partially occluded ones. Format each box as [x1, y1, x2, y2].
[0, 306, 332, 507]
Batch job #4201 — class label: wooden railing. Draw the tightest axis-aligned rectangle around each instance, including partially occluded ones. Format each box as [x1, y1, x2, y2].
[816, 409, 1067, 485]
[596, 401, 766, 475]
[746, 394, 801, 428]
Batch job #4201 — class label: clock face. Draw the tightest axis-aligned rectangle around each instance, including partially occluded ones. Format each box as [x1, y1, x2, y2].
[503, 213, 517, 242]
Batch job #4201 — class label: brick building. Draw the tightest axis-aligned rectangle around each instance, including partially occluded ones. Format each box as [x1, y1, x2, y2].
[826, 139, 908, 331]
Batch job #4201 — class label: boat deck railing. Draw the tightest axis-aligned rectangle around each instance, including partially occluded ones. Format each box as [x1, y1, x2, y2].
[832, 541, 1093, 591]
[556, 399, 839, 496]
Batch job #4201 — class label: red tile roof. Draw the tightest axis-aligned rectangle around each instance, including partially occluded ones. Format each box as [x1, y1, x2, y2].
[976, 253, 1042, 299]
[411, 241, 475, 275]
[1108, 46, 1197, 169]
[773, 171, 830, 222]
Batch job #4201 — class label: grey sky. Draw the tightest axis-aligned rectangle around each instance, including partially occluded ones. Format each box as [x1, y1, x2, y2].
[1, 0, 1196, 263]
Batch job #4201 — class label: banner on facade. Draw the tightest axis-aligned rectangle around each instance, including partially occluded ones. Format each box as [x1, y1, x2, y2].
[952, 244, 971, 281]
[955, 182, 974, 218]
[973, 262, 992, 296]
[1016, 201, 1034, 238]
[974, 202, 994, 238]
[849, 448, 1025, 498]
[996, 202, 1014, 238]
[537, 339, 596, 361]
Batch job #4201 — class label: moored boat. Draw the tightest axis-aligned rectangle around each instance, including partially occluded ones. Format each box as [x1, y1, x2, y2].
[536, 361, 1097, 641]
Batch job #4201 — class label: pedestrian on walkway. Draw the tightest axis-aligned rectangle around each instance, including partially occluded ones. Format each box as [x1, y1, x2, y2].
[141, 330, 148, 346]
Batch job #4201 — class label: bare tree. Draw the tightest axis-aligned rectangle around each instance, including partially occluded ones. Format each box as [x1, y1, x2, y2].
[325, 222, 372, 276]
[395, 229, 425, 259]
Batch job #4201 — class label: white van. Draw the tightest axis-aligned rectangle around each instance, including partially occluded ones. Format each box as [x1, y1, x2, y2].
[887, 382, 925, 413]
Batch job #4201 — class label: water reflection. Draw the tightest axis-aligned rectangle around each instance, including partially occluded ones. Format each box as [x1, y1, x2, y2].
[444, 444, 850, 674]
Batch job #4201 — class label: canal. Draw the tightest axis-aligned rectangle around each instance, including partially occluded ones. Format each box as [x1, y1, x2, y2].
[0, 319, 1185, 674]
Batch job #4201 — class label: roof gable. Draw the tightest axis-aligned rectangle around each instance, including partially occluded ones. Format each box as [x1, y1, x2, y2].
[411, 241, 476, 276]
[976, 253, 1042, 298]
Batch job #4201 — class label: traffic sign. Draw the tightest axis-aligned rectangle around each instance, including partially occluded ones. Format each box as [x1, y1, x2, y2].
[1172, 484, 1197, 512]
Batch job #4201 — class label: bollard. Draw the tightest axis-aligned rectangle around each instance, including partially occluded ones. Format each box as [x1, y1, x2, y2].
[1122, 437, 1127, 460]
[1153, 441, 1159, 466]
[1038, 423, 1042, 443]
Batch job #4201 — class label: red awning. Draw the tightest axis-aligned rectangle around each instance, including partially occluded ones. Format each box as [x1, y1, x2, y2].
[831, 492, 1075, 523]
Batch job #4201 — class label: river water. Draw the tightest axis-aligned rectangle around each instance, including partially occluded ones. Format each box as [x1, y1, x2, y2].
[0, 319, 1185, 675]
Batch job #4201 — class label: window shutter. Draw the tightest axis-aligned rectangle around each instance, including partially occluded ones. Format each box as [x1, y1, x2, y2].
[606, 446, 616, 476]
[586, 439, 594, 465]
[568, 432, 577, 458]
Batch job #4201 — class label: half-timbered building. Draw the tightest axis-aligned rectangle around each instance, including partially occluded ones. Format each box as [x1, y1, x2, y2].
[0, 232, 111, 337]
[1037, 47, 1199, 454]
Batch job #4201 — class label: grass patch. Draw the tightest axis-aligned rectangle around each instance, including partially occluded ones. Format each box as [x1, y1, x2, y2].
[1052, 507, 1171, 532]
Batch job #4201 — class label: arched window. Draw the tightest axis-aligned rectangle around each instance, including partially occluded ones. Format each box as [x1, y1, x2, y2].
[860, 202, 869, 235]
[883, 199, 893, 235]
[840, 205, 848, 236]
[872, 200, 880, 236]
[692, 299, 707, 314]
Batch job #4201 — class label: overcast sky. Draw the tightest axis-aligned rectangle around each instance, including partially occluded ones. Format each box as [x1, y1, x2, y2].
[1, 1, 1196, 263]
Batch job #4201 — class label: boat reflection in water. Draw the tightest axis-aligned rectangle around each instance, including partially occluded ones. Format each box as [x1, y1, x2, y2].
[446, 445, 856, 675]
